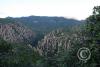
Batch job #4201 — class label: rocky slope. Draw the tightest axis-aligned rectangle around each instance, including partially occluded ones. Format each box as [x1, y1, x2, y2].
[36, 29, 82, 56]
[0, 22, 35, 44]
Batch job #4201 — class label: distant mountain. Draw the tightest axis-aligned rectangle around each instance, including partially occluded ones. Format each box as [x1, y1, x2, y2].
[14, 16, 82, 33]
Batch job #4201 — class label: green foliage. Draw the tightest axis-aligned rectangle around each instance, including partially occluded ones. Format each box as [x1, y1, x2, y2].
[84, 6, 100, 67]
[0, 38, 40, 67]
[0, 17, 15, 23]
[0, 38, 13, 67]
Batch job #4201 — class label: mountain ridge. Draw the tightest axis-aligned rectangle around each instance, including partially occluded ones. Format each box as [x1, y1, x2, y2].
[0, 16, 82, 45]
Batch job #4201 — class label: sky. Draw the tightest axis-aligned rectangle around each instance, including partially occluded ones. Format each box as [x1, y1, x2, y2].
[0, 0, 100, 20]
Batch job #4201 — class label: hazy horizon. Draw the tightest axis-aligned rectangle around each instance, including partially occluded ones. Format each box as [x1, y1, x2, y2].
[0, 0, 100, 20]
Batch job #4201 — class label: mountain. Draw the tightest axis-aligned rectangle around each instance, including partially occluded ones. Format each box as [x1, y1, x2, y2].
[0, 16, 82, 45]
[14, 16, 82, 33]
[36, 28, 82, 55]
[0, 19, 36, 44]
[35, 29, 84, 67]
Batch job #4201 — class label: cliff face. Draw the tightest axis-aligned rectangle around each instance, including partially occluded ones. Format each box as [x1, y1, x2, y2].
[36, 29, 83, 56]
[0, 23, 35, 44]
[37, 30, 70, 55]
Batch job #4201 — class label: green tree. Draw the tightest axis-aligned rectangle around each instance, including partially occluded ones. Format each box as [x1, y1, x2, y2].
[84, 6, 100, 67]
[0, 38, 13, 67]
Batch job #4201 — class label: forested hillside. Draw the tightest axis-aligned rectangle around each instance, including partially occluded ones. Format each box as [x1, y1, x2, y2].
[0, 6, 100, 67]
[14, 16, 81, 33]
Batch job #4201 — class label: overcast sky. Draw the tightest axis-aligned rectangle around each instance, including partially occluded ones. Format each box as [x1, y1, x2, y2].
[0, 0, 100, 20]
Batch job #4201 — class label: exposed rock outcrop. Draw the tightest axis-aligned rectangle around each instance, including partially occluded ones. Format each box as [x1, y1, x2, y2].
[0, 23, 35, 44]
[36, 29, 83, 56]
